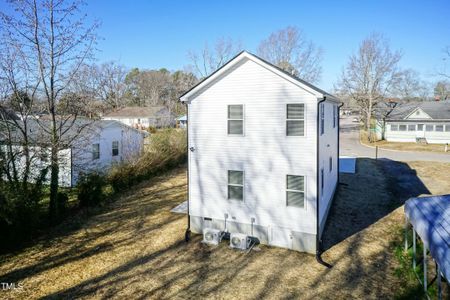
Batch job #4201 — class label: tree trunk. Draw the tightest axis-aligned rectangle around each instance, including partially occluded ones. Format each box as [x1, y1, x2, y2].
[49, 144, 59, 223]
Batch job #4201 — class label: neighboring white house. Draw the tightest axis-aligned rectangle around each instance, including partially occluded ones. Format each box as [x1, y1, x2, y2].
[176, 115, 187, 128]
[180, 51, 340, 254]
[0, 119, 146, 187]
[102, 106, 176, 129]
[378, 101, 450, 144]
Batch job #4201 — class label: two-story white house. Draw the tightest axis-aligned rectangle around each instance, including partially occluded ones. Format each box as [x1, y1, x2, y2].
[180, 51, 340, 254]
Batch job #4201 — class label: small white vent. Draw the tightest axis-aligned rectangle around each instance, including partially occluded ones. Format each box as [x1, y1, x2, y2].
[202, 228, 221, 245]
[229, 233, 251, 250]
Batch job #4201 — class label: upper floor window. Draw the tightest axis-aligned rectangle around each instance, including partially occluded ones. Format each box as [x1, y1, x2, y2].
[112, 141, 119, 156]
[286, 175, 305, 208]
[320, 103, 325, 135]
[286, 104, 305, 136]
[228, 170, 244, 201]
[92, 143, 100, 160]
[228, 105, 243, 135]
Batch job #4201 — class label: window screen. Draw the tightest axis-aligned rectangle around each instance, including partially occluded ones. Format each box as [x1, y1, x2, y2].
[92, 143, 100, 160]
[286, 175, 305, 208]
[329, 157, 333, 172]
[112, 141, 119, 156]
[228, 170, 244, 200]
[407, 124, 416, 131]
[445, 125, 450, 132]
[426, 125, 434, 132]
[286, 104, 305, 136]
[391, 124, 399, 131]
[227, 105, 243, 135]
[399, 125, 407, 131]
[417, 124, 424, 131]
[435, 125, 444, 132]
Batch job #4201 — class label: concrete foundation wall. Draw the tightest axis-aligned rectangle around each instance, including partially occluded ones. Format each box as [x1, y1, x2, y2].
[190, 216, 317, 253]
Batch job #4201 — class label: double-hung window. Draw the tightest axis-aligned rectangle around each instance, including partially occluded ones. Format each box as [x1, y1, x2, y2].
[228, 170, 244, 201]
[112, 141, 119, 156]
[435, 125, 444, 132]
[286, 104, 305, 136]
[391, 124, 399, 131]
[329, 157, 333, 172]
[399, 125, 407, 131]
[92, 143, 100, 160]
[286, 175, 305, 208]
[407, 124, 416, 131]
[445, 124, 450, 132]
[227, 105, 244, 135]
[426, 125, 434, 132]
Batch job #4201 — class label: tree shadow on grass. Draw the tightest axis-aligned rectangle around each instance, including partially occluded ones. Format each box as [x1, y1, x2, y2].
[322, 158, 430, 251]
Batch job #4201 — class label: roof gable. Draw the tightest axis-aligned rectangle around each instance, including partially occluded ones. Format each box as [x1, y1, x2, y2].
[180, 51, 338, 103]
[404, 107, 432, 120]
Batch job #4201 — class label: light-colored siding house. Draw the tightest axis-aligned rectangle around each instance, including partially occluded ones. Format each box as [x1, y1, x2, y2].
[176, 115, 187, 128]
[180, 51, 340, 254]
[102, 106, 176, 129]
[380, 101, 450, 144]
[0, 119, 145, 187]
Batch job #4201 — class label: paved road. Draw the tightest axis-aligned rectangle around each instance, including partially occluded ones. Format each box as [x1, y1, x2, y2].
[339, 116, 450, 163]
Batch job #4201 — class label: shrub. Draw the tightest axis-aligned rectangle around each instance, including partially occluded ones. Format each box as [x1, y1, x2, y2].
[148, 126, 157, 134]
[108, 128, 186, 192]
[77, 172, 107, 207]
[57, 192, 69, 215]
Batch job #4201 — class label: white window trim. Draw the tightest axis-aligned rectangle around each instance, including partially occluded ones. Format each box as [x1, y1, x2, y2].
[92, 143, 100, 160]
[286, 174, 307, 210]
[227, 104, 245, 136]
[286, 103, 307, 137]
[227, 170, 244, 201]
[112, 140, 119, 156]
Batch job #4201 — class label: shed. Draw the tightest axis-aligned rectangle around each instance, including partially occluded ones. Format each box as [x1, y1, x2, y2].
[404, 194, 450, 298]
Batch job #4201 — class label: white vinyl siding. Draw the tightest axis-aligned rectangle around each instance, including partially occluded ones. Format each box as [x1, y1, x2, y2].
[228, 170, 244, 201]
[333, 105, 337, 128]
[227, 105, 244, 135]
[286, 104, 305, 136]
[286, 175, 305, 208]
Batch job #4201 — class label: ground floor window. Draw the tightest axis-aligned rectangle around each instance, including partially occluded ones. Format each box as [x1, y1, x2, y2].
[228, 170, 244, 201]
[92, 143, 100, 160]
[286, 175, 305, 208]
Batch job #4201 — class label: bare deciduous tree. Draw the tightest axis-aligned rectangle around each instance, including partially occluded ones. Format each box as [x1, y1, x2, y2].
[257, 26, 323, 83]
[0, 0, 98, 222]
[337, 33, 402, 131]
[394, 69, 431, 101]
[187, 37, 242, 78]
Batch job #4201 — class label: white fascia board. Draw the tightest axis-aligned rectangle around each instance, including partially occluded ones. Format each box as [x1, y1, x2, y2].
[180, 51, 326, 103]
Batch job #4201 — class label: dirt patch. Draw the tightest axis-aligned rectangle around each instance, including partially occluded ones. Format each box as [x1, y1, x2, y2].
[0, 160, 449, 299]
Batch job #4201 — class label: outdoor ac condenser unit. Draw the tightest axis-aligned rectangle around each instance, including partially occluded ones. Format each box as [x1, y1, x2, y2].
[229, 233, 251, 250]
[202, 228, 221, 245]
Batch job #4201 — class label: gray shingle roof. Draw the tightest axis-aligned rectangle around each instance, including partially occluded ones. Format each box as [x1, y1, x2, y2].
[386, 101, 450, 120]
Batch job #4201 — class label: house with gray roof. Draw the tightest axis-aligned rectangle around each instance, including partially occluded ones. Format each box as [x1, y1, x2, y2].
[102, 106, 176, 129]
[378, 101, 450, 144]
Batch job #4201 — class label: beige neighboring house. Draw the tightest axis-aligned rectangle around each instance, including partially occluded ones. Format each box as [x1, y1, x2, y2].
[102, 106, 176, 130]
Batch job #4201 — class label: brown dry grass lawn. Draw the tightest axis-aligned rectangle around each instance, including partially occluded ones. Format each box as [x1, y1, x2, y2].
[1, 160, 449, 299]
[361, 131, 450, 154]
